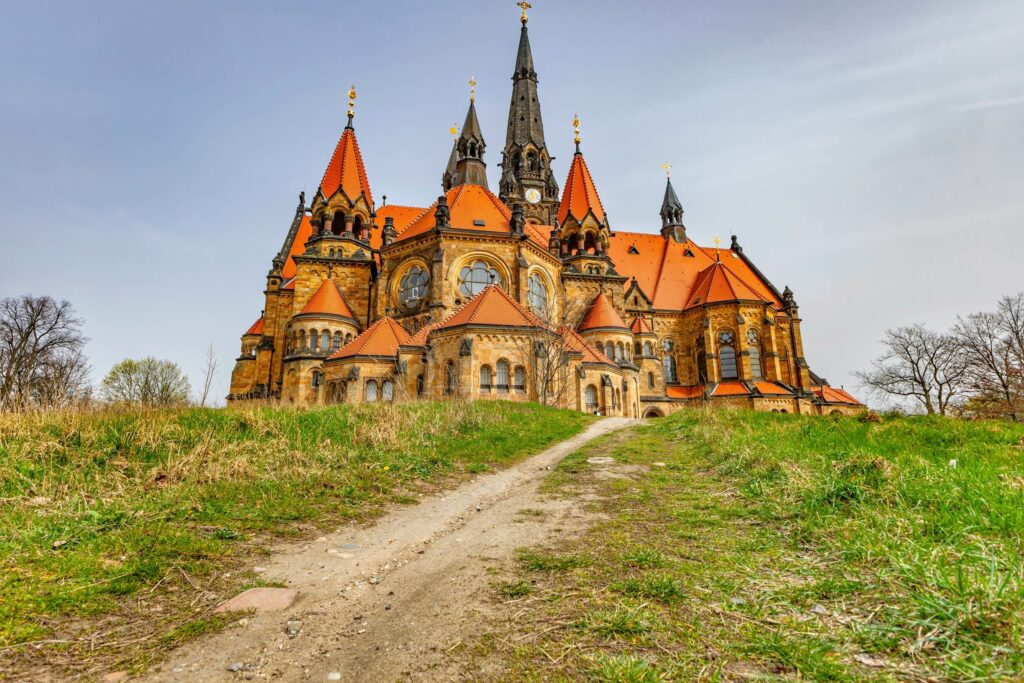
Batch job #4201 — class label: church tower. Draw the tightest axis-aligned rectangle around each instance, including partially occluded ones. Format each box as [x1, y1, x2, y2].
[443, 83, 489, 191]
[498, 4, 559, 225]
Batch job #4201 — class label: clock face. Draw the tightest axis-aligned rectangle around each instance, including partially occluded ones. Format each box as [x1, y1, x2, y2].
[525, 188, 542, 205]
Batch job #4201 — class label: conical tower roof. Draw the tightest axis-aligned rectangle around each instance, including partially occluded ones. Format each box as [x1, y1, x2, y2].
[319, 126, 373, 206]
[330, 318, 412, 360]
[578, 292, 628, 332]
[685, 261, 769, 309]
[558, 149, 606, 225]
[300, 279, 357, 320]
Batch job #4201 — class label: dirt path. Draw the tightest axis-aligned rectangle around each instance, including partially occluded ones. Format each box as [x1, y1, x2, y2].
[143, 417, 639, 683]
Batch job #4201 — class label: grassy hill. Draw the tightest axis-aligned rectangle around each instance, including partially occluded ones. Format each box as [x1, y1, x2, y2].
[482, 410, 1024, 681]
[0, 401, 591, 676]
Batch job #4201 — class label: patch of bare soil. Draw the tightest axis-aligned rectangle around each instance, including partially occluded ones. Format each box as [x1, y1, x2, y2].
[138, 417, 639, 683]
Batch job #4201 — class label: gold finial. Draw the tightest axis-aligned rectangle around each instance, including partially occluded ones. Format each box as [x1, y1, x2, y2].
[517, 1, 532, 23]
[346, 85, 357, 121]
[450, 124, 459, 139]
[713, 234, 722, 261]
[572, 113, 581, 147]
[469, 76, 477, 103]
[661, 162, 672, 179]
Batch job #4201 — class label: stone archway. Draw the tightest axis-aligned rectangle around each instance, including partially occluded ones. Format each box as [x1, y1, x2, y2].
[642, 408, 664, 419]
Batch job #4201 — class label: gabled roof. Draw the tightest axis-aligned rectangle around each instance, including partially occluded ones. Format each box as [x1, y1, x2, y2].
[578, 292, 628, 332]
[607, 233, 783, 311]
[299, 279, 356, 319]
[320, 126, 373, 206]
[814, 386, 863, 406]
[399, 184, 513, 242]
[712, 381, 750, 397]
[438, 284, 547, 330]
[330, 318, 412, 360]
[560, 325, 616, 365]
[629, 316, 655, 335]
[685, 260, 770, 309]
[244, 316, 265, 336]
[558, 152, 606, 225]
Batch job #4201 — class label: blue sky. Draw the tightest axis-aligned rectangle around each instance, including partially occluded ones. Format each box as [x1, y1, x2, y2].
[1, 0, 1022, 404]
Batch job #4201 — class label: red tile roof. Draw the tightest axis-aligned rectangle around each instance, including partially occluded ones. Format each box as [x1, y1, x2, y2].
[560, 325, 616, 365]
[244, 316, 265, 336]
[578, 292, 628, 331]
[629, 316, 655, 335]
[666, 385, 705, 399]
[606, 233, 782, 311]
[558, 152, 606, 225]
[814, 386, 864, 405]
[712, 381, 750, 397]
[685, 260, 770, 309]
[282, 277, 296, 291]
[320, 126, 373, 206]
[281, 216, 313, 279]
[330, 318, 411, 360]
[299, 279, 356, 319]
[399, 185, 512, 242]
[438, 285, 547, 330]
[754, 381, 792, 396]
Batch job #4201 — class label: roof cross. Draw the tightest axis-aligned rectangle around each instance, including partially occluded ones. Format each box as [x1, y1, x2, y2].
[661, 162, 672, 179]
[713, 234, 721, 261]
[346, 85, 357, 123]
[517, 1, 532, 23]
[469, 76, 477, 103]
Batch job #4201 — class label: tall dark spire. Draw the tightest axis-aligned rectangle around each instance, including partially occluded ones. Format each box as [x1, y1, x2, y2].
[660, 177, 686, 243]
[499, 10, 559, 224]
[444, 99, 488, 190]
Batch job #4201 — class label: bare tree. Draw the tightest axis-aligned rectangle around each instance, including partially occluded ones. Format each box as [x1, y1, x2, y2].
[101, 357, 192, 407]
[0, 295, 91, 412]
[955, 302, 1022, 422]
[512, 298, 590, 408]
[199, 344, 219, 407]
[855, 324, 967, 416]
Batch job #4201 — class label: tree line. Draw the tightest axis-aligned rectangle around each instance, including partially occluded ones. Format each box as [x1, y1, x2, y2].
[857, 292, 1024, 420]
[0, 294, 218, 413]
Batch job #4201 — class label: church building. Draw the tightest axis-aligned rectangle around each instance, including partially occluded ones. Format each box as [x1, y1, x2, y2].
[228, 6, 863, 417]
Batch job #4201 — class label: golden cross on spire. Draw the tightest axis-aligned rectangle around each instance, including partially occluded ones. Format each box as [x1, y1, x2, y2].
[450, 124, 459, 139]
[469, 76, 477, 103]
[347, 85, 357, 120]
[713, 234, 722, 261]
[572, 113, 581, 145]
[517, 1, 532, 23]
[661, 162, 672, 179]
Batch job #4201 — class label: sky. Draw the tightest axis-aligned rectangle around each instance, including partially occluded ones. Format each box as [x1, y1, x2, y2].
[1, 0, 1022, 406]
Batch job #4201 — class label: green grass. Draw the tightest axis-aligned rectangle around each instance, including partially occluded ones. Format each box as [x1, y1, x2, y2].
[482, 409, 1024, 681]
[0, 400, 591, 675]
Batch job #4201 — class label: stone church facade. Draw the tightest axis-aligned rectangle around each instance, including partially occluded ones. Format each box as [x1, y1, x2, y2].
[228, 10, 862, 417]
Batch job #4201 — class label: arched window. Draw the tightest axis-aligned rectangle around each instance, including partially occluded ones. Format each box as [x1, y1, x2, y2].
[747, 329, 762, 379]
[311, 371, 322, 388]
[527, 273, 548, 317]
[719, 331, 738, 380]
[333, 331, 342, 350]
[643, 341, 652, 356]
[647, 372, 654, 388]
[299, 330, 307, 350]
[595, 341, 604, 356]
[445, 362, 457, 396]
[365, 380, 379, 402]
[329, 383, 338, 403]
[496, 360, 510, 391]
[583, 233, 597, 254]
[382, 379, 394, 402]
[696, 336, 708, 384]
[527, 151, 537, 171]
[351, 215, 363, 236]
[616, 343, 625, 361]
[480, 365, 492, 390]
[585, 385, 599, 412]
[399, 266, 430, 309]
[332, 211, 345, 235]
[416, 374, 425, 398]
[458, 260, 501, 297]
[345, 333, 353, 345]
[321, 330, 331, 351]
[310, 329, 320, 351]
[662, 339, 677, 383]
[513, 366, 526, 391]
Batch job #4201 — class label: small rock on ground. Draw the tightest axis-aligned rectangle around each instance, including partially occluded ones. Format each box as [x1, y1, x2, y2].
[215, 588, 299, 614]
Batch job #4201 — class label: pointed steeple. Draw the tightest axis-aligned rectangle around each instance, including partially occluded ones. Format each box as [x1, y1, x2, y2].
[451, 99, 488, 189]
[659, 176, 686, 243]
[442, 140, 459, 191]
[499, 8, 559, 224]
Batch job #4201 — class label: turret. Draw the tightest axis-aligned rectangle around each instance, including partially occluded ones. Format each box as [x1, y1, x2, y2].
[659, 174, 686, 243]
